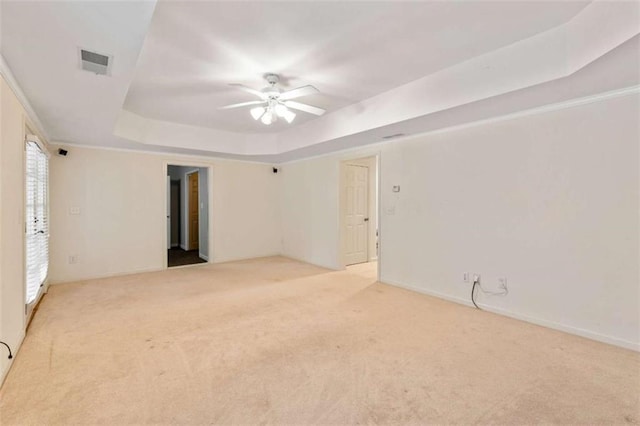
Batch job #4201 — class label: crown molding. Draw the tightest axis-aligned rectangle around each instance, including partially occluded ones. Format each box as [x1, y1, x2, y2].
[50, 141, 274, 165]
[0, 54, 50, 142]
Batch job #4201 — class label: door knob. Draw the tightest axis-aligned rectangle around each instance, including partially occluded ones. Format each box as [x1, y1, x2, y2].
[364, 218, 369, 222]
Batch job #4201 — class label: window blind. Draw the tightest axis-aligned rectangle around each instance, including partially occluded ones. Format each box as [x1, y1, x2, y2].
[25, 140, 49, 304]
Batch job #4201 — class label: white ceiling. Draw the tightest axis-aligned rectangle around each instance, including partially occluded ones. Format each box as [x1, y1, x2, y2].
[0, 0, 638, 162]
[0, 0, 156, 149]
[124, 0, 589, 133]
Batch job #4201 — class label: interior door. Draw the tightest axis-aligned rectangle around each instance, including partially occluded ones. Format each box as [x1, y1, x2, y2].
[166, 175, 171, 250]
[344, 164, 369, 265]
[188, 172, 199, 250]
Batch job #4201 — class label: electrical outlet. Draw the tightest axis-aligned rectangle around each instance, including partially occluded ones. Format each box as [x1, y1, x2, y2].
[462, 272, 470, 283]
[68, 255, 78, 264]
[473, 274, 481, 283]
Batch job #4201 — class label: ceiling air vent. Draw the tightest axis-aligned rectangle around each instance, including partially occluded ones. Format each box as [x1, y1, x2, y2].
[382, 133, 405, 140]
[79, 49, 111, 75]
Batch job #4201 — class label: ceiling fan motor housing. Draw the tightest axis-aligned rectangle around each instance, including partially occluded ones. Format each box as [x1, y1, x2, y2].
[263, 74, 282, 97]
[264, 73, 280, 85]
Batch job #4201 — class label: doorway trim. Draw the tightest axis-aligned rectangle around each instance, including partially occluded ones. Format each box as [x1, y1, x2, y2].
[338, 153, 381, 277]
[162, 162, 213, 270]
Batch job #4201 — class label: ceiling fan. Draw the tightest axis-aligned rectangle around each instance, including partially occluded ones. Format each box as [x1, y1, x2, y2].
[219, 74, 326, 125]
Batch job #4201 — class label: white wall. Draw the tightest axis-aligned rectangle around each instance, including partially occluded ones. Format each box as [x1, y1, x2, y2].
[280, 93, 640, 350]
[211, 160, 282, 262]
[280, 156, 342, 269]
[49, 148, 281, 283]
[0, 75, 25, 384]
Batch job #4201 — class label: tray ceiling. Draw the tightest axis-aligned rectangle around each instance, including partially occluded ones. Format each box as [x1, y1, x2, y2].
[1, 0, 638, 162]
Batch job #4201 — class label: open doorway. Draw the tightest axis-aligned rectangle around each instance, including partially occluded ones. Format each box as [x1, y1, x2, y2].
[167, 165, 209, 267]
[340, 155, 379, 278]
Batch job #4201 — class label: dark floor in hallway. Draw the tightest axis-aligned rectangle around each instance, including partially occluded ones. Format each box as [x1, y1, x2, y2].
[167, 247, 206, 267]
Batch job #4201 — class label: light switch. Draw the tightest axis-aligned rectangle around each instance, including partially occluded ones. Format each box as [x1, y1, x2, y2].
[392, 185, 400, 193]
[69, 207, 81, 215]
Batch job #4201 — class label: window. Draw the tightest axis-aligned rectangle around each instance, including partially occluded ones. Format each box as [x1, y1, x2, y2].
[25, 140, 49, 305]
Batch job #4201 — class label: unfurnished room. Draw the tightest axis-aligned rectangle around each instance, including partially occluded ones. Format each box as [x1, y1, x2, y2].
[0, 1, 638, 424]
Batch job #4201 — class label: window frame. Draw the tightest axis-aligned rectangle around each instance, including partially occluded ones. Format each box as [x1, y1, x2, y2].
[24, 135, 50, 317]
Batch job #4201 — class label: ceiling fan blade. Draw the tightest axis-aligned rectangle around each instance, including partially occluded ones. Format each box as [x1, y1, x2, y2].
[283, 100, 326, 116]
[229, 83, 267, 99]
[218, 100, 265, 110]
[279, 85, 319, 101]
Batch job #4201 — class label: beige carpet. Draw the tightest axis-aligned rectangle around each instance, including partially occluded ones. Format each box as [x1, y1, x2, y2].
[1, 256, 638, 425]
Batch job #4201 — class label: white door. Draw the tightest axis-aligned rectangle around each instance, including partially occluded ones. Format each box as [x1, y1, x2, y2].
[166, 175, 171, 250]
[344, 164, 369, 265]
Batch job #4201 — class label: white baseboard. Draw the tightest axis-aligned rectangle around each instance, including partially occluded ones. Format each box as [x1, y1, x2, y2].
[180, 244, 188, 251]
[0, 330, 25, 389]
[380, 277, 639, 352]
[280, 253, 342, 271]
[171, 243, 179, 248]
[49, 265, 165, 285]
[199, 253, 209, 261]
[213, 253, 288, 265]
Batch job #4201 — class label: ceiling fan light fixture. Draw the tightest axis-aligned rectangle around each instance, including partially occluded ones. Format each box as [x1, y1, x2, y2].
[261, 110, 275, 125]
[283, 109, 296, 123]
[223, 74, 326, 126]
[274, 103, 288, 117]
[250, 106, 265, 120]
